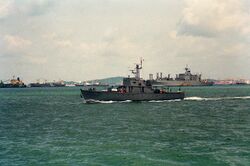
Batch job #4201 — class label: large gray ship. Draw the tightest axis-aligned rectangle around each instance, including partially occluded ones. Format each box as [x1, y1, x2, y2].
[150, 66, 214, 86]
[80, 60, 185, 102]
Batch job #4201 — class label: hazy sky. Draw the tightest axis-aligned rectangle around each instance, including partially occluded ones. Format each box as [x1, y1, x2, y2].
[1, 0, 250, 82]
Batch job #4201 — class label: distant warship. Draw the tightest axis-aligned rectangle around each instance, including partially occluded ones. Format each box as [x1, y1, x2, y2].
[150, 66, 214, 86]
[80, 60, 185, 102]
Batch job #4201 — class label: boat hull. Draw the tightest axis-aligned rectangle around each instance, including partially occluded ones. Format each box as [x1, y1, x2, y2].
[0, 84, 26, 88]
[80, 89, 185, 101]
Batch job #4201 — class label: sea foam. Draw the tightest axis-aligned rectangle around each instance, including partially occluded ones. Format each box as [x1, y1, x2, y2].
[185, 96, 250, 101]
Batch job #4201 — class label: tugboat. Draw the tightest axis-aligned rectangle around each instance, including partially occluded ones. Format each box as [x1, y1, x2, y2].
[80, 60, 185, 102]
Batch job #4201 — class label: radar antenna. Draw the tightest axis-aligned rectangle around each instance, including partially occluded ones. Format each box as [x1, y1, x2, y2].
[131, 58, 144, 79]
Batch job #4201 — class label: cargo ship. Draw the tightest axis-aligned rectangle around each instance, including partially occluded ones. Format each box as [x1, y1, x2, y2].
[150, 66, 214, 86]
[0, 77, 26, 88]
[80, 60, 185, 102]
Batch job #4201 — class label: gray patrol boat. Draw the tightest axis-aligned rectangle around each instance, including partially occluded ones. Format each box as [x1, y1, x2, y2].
[80, 60, 185, 102]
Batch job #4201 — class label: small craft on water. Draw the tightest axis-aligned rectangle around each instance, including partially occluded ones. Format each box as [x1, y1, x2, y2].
[80, 60, 185, 103]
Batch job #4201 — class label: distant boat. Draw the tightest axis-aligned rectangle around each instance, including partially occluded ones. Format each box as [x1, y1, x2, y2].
[236, 80, 248, 85]
[28, 83, 52, 87]
[76, 82, 109, 87]
[0, 77, 26, 88]
[150, 66, 214, 86]
[214, 79, 248, 85]
[65, 84, 75, 87]
[75, 83, 84, 86]
[29, 80, 65, 87]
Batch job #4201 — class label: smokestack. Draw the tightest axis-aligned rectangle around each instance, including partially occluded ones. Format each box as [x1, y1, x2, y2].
[160, 72, 162, 79]
[156, 73, 159, 79]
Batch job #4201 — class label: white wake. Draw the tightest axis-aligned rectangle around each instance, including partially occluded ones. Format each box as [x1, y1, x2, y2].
[184, 96, 250, 101]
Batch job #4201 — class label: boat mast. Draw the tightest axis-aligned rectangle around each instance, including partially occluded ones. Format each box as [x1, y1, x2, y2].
[131, 58, 143, 80]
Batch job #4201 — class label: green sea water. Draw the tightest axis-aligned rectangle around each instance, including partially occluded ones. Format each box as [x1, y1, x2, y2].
[0, 86, 250, 166]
